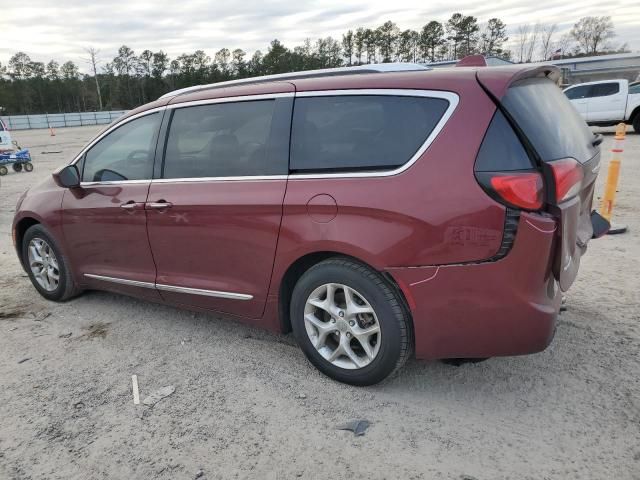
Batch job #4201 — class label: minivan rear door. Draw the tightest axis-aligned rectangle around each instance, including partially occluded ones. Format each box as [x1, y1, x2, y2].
[478, 70, 601, 291]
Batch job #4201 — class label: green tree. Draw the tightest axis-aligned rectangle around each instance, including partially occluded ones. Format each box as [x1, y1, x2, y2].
[481, 18, 508, 56]
[342, 30, 354, 65]
[376, 21, 400, 62]
[420, 21, 446, 62]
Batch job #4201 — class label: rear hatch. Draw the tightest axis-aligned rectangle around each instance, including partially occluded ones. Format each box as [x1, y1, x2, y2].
[477, 67, 601, 291]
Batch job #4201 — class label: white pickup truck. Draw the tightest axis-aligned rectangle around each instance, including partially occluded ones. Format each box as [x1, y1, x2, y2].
[564, 79, 640, 132]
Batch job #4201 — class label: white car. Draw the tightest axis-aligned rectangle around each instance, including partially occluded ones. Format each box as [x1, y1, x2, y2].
[0, 119, 14, 151]
[564, 79, 640, 132]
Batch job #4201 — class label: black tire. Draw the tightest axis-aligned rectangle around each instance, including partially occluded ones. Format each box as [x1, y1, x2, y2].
[24, 162, 34, 172]
[0, 166, 7, 176]
[12, 163, 23, 172]
[290, 257, 412, 386]
[633, 115, 640, 134]
[22, 224, 81, 302]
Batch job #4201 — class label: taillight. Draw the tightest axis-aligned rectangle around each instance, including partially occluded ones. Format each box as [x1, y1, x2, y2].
[549, 158, 584, 202]
[476, 171, 544, 211]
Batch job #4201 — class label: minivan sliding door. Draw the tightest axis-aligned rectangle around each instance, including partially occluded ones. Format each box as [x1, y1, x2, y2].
[145, 92, 293, 318]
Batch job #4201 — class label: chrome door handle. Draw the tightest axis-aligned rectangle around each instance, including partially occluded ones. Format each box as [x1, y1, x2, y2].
[120, 201, 139, 210]
[147, 201, 173, 210]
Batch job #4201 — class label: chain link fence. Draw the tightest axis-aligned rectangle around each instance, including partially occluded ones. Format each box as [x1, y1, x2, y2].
[0, 111, 128, 130]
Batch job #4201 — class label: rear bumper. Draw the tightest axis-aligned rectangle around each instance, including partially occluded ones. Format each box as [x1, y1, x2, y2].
[387, 212, 562, 360]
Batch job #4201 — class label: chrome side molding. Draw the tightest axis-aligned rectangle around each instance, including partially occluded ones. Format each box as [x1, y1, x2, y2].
[84, 273, 155, 289]
[84, 273, 253, 301]
[155, 283, 253, 300]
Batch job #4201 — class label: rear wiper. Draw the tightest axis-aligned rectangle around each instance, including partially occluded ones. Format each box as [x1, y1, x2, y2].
[592, 134, 603, 147]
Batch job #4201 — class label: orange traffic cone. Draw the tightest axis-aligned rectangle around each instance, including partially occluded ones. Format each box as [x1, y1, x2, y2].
[49, 126, 56, 136]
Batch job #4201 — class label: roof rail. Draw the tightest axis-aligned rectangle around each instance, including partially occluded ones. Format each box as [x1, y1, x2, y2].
[158, 63, 430, 99]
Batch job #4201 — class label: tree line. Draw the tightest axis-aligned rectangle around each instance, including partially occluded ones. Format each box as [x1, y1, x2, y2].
[0, 14, 624, 115]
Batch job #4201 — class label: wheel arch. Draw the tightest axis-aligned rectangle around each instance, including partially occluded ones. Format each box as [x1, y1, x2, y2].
[277, 251, 413, 337]
[13, 216, 41, 268]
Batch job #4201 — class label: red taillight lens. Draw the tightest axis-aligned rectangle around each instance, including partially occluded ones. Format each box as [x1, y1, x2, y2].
[550, 158, 583, 202]
[488, 172, 544, 210]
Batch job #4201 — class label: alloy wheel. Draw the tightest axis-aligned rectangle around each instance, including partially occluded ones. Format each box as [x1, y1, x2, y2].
[28, 238, 60, 292]
[303, 283, 381, 370]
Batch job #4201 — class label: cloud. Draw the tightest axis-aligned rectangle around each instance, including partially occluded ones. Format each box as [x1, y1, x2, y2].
[1, 0, 638, 70]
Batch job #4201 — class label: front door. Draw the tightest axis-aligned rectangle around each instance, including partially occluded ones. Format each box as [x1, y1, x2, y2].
[62, 112, 163, 300]
[146, 95, 293, 318]
[564, 84, 590, 120]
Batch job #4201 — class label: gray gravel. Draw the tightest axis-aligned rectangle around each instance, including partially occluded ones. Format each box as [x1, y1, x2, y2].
[0, 125, 638, 479]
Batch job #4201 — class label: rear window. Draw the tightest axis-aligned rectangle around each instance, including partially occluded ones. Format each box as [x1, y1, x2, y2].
[290, 95, 449, 172]
[502, 78, 597, 164]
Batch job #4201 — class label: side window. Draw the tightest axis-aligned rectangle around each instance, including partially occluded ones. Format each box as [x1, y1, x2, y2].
[82, 113, 160, 182]
[163, 100, 278, 178]
[564, 86, 589, 100]
[588, 83, 620, 97]
[475, 110, 534, 172]
[290, 95, 449, 172]
[629, 83, 640, 95]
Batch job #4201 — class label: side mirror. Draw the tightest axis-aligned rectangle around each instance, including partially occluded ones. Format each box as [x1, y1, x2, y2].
[53, 164, 81, 189]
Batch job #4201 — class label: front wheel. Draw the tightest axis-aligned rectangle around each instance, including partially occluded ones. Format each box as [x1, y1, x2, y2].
[22, 224, 81, 302]
[24, 162, 34, 172]
[290, 258, 412, 386]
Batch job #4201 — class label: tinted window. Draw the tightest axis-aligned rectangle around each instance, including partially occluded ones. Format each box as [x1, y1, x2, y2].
[628, 83, 640, 95]
[588, 83, 620, 97]
[163, 100, 277, 178]
[503, 78, 596, 163]
[83, 113, 160, 182]
[564, 85, 589, 100]
[475, 110, 533, 172]
[290, 95, 449, 172]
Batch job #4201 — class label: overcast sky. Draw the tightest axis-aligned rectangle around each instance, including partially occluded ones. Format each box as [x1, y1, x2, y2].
[2, 0, 639, 70]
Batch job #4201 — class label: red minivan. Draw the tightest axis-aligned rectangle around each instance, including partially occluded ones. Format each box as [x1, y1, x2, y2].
[13, 63, 608, 385]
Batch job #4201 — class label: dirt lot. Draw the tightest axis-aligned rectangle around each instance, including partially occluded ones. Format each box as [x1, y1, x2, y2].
[0, 125, 638, 480]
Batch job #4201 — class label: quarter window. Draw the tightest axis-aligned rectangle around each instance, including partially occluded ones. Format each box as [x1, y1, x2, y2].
[82, 113, 161, 182]
[290, 95, 449, 172]
[163, 100, 278, 178]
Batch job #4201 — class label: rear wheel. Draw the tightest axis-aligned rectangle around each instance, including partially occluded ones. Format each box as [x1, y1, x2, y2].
[12, 163, 23, 172]
[290, 258, 412, 386]
[0, 166, 7, 176]
[632, 115, 640, 134]
[22, 224, 81, 302]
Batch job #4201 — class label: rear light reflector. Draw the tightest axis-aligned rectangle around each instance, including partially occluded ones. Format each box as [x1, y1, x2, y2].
[549, 158, 583, 202]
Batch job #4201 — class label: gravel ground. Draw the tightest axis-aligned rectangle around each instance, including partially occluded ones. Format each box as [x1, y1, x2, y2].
[0, 125, 638, 480]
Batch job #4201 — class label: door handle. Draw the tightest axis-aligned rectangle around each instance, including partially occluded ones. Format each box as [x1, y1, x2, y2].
[120, 201, 141, 210]
[146, 201, 173, 210]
